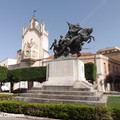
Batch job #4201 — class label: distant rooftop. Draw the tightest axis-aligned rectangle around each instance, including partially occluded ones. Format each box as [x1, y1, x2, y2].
[96, 46, 120, 62]
[97, 46, 120, 54]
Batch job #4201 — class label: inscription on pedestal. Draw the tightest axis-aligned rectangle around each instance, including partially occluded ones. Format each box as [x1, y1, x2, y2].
[45, 59, 86, 86]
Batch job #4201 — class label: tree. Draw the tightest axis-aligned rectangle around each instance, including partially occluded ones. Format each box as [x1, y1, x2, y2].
[7, 70, 16, 92]
[0, 66, 8, 91]
[7, 67, 46, 91]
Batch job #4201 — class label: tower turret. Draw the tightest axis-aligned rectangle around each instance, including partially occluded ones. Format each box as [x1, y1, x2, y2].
[30, 17, 39, 29]
[21, 14, 49, 66]
[41, 19, 45, 32]
[22, 23, 27, 36]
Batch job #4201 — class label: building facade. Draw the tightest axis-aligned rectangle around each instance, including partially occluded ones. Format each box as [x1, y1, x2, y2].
[78, 47, 120, 92]
[0, 16, 49, 91]
[96, 47, 120, 92]
[0, 58, 16, 67]
[9, 16, 49, 69]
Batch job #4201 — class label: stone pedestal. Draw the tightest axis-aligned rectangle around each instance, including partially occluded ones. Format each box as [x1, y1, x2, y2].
[44, 59, 86, 86]
[16, 59, 105, 105]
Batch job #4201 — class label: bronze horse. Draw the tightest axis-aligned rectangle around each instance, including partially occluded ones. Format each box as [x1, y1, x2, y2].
[50, 27, 95, 58]
[68, 28, 95, 57]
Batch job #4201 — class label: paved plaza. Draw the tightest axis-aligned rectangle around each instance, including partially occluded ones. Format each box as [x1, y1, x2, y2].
[0, 117, 57, 120]
[0, 112, 60, 120]
[0, 118, 59, 120]
[0, 118, 29, 120]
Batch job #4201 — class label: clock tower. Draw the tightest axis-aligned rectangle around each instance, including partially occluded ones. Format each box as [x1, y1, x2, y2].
[19, 16, 49, 66]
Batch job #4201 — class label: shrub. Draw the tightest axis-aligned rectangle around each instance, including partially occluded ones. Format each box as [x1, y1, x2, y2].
[0, 94, 19, 101]
[111, 107, 120, 120]
[0, 100, 25, 114]
[85, 63, 96, 83]
[0, 101, 112, 120]
[6, 67, 46, 91]
[0, 66, 8, 91]
[0, 66, 8, 82]
[95, 106, 112, 120]
[10, 66, 46, 82]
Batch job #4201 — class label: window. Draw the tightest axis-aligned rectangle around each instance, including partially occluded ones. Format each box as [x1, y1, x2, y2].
[113, 65, 114, 73]
[104, 63, 107, 74]
[108, 64, 111, 73]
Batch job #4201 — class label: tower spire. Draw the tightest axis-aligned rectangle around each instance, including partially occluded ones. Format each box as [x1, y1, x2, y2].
[33, 10, 36, 17]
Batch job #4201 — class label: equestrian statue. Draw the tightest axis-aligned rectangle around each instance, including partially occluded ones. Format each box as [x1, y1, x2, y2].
[50, 22, 95, 58]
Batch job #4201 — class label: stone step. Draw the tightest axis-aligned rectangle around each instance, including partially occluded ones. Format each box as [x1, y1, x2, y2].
[15, 84, 105, 106]
[72, 88, 91, 91]
[27, 90, 42, 93]
[32, 85, 92, 91]
[27, 90, 97, 96]
[27, 87, 42, 93]
[41, 90, 97, 96]
[43, 86, 91, 91]
[43, 86, 73, 91]
[31, 87, 42, 90]
[14, 96, 105, 106]
[20, 92, 103, 101]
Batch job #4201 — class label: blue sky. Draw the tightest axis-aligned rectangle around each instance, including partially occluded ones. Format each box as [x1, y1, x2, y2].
[0, 0, 120, 61]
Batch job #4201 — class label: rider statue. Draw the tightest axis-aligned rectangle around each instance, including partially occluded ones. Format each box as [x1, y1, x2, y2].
[50, 22, 95, 58]
[50, 39, 59, 58]
[65, 22, 82, 39]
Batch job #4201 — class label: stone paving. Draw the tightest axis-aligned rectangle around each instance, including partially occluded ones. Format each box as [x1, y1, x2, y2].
[0, 116, 59, 120]
[0, 118, 29, 120]
[0, 112, 60, 120]
[0, 118, 59, 120]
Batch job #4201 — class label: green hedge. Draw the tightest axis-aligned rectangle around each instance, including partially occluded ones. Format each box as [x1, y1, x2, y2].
[0, 66, 8, 82]
[0, 66, 8, 91]
[85, 63, 96, 83]
[111, 107, 120, 120]
[0, 94, 19, 101]
[7, 67, 46, 82]
[0, 100, 113, 120]
[6, 64, 96, 83]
